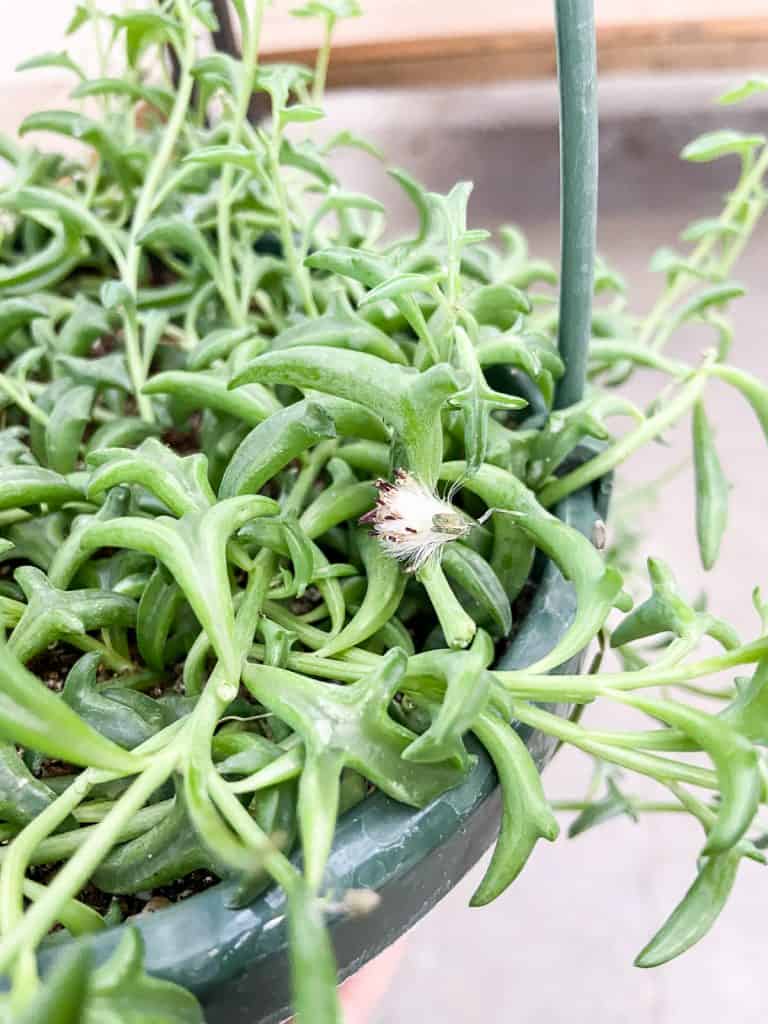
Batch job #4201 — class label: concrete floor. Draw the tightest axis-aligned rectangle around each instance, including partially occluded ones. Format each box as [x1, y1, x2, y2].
[333, 77, 768, 1024]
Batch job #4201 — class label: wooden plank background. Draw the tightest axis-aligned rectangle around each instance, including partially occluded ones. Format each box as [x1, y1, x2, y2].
[256, 0, 768, 86]
[1, 0, 767, 123]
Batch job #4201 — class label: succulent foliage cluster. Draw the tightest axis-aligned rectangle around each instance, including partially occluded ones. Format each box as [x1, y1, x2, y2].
[0, 2, 767, 1020]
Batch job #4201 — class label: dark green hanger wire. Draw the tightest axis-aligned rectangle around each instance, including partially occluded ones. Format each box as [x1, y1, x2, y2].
[553, 0, 598, 409]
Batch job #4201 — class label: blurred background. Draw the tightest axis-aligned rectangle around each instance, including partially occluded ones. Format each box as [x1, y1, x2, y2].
[3, 3, 768, 1022]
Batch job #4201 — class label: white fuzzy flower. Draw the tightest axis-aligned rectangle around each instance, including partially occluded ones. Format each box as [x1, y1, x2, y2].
[360, 469, 471, 572]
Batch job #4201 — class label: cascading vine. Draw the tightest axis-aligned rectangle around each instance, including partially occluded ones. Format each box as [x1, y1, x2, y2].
[0, 2, 767, 1022]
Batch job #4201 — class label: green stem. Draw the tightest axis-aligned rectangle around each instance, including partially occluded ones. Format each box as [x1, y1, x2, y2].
[85, 0, 110, 104]
[0, 376, 48, 425]
[0, 780, 91, 940]
[283, 440, 337, 516]
[263, 601, 336, 650]
[121, 0, 197, 421]
[72, 797, 169, 825]
[0, 774, 93, 1007]
[68, 633, 134, 672]
[235, 549, 276, 653]
[588, 341, 690, 378]
[0, 802, 173, 870]
[249, 644, 372, 683]
[639, 147, 768, 349]
[269, 140, 318, 316]
[494, 635, 768, 702]
[217, 0, 266, 326]
[312, 16, 334, 104]
[22, 879, 104, 937]
[227, 743, 304, 794]
[417, 557, 477, 649]
[553, 799, 686, 813]
[288, 650, 367, 682]
[208, 769, 299, 894]
[511, 702, 718, 791]
[124, 10, 195, 280]
[0, 753, 175, 977]
[716, 189, 768, 276]
[537, 361, 710, 507]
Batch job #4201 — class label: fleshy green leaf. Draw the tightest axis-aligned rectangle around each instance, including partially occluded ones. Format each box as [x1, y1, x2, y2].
[323, 130, 383, 160]
[85, 929, 204, 1022]
[55, 353, 131, 394]
[720, 657, 768, 745]
[610, 558, 737, 649]
[0, 741, 59, 827]
[87, 438, 215, 516]
[681, 130, 765, 163]
[470, 708, 558, 904]
[279, 104, 325, 128]
[711, 363, 768, 444]
[674, 282, 745, 324]
[231, 346, 460, 485]
[272, 289, 406, 364]
[16, 51, 84, 78]
[614, 691, 760, 854]
[0, 465, 82, 511]
[635, 848, 741, 967]
[287, 885, 343, 1024]
[403, 632, 494, 767]
[17, 945, 91, 1024]
[65, 4, 91, 36]
[680, 218, 741, 243]
[467, 283, 531, 328]
[136, 217, 219, 280]
[19, 112, 129, 183]
[45, 384, 94, 474]
[136, 567, 186, 671]
[441, 461, 631, 672]
[219, 400, 336, 499]
[316, 529, 406, 658]
[692, 401, 729, 571]
[111, 11, 181, 66]
[255, 63, 313, 113]
[142, 369, 281, 426]
[93, 793, 219, 893]
[0, 632, 139, 773]
[567, 776, 638, 837]
[442, 542, 512, 637]
[71, 78, 174, 116]
[9, 565, 136, 664]
[62, 653, 163, 751]
[717, 76, 768, 105]
[0, 299, 47, 342]
[50, 496, 278, 679]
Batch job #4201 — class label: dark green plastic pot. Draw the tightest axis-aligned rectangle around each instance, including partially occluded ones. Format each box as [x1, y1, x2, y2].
[38, 477, 609, 1024]
[36, 2, 602, 1020]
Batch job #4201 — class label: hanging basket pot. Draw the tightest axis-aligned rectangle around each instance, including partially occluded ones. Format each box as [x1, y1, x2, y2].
[34, 2, 601, 1022]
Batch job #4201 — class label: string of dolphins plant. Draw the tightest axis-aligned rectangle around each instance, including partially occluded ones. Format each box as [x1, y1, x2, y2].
[0, 1, 766, 1020]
